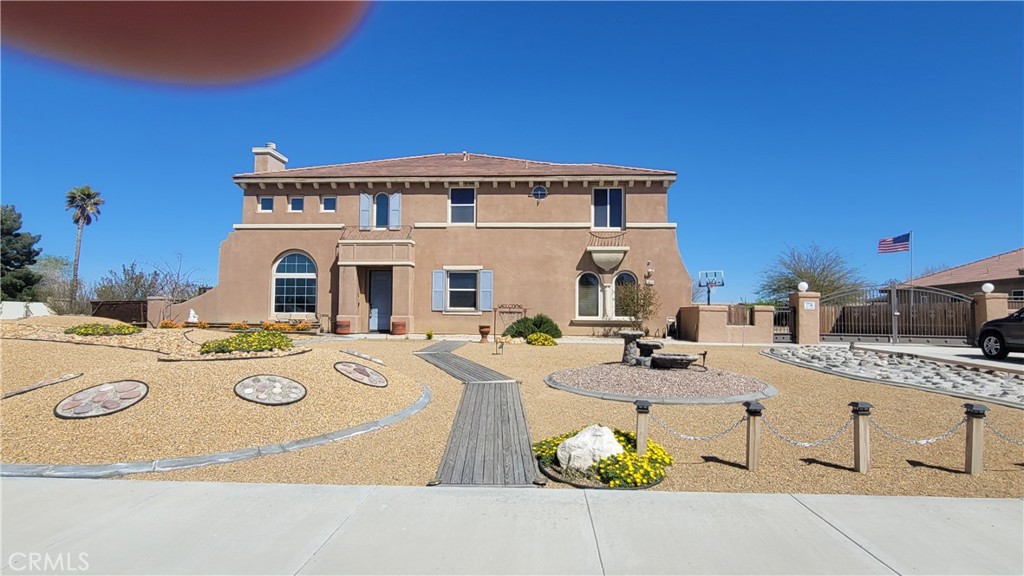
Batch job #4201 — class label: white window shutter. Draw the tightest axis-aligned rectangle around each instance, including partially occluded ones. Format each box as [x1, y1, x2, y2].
[389, 192, 401, 230]
[431, 270, 445, 311]
[480, 270, 493, 311]
[359, 193, 371, 230]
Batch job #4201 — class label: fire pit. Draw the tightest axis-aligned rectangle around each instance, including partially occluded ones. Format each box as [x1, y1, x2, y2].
[651, 353, 700, 370]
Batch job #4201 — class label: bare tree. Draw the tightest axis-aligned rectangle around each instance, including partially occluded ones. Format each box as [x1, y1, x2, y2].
[756, 244, 867, 302]
[153, 253, 204, 300]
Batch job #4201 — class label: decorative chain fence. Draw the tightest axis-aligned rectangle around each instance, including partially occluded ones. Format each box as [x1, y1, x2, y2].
[762, 414, 853, 448]
[869, 417, 966, 445]
[631, 399, 1017, 476]
[985, 421, 1024, 446]
[650, 413, 747, 441]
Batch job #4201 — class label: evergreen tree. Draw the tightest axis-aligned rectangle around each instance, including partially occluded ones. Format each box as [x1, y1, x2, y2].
[1, 205, 43, 301]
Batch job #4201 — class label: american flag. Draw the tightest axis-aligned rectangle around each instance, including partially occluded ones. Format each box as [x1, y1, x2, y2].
[878, 233, 911, 254]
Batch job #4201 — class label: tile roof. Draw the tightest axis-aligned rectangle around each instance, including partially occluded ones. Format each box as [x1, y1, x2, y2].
[912, 248, 1024, 287]
[234, 152, 675, 180]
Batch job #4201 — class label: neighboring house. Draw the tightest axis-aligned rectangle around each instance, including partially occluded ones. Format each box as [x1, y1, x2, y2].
[175, 144, 692, 335]
[911, 248, 1024, 299]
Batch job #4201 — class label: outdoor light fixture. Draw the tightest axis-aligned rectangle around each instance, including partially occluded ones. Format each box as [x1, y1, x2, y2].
[981, 283, 994, 294]
[797, 281, 809, 292]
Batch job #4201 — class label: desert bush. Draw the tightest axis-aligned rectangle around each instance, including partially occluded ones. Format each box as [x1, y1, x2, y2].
[503, 313, 562, 339]
[158, 320, 184, 329]
[199, 331, 293, 354]
[228, 322, 250, 331]
[526, 332, 557, 346]
[425, 329, 434, 340]
[63, 323, 140, 336]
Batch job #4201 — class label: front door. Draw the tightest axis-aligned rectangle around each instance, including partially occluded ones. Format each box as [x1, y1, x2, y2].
[368, 270, 393, 332]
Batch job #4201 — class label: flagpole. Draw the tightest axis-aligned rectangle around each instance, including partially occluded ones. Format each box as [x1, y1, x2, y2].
[909, 230, 914, 338]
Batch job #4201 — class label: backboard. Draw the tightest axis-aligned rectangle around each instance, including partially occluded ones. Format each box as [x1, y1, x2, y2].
[697, 270, 725, 288]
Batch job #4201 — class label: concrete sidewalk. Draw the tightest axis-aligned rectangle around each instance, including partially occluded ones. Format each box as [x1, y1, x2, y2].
[2, 478, 1021, 575]
[853, 343, 1024, 376]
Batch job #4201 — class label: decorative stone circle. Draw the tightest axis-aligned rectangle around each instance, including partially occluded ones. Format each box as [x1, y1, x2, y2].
[234, 375, 306, 405]
[335, 361, 388, 388]
[54, 381, 148, 419]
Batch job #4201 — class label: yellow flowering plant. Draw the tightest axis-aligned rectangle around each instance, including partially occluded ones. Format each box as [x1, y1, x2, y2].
[532, 427, 673, 488]
[526, 332, 557, 346]
[64, 323, 141, 336]
[199, 331, 294, 354]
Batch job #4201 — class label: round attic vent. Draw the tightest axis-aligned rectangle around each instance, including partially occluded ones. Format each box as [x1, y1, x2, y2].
[531, 185, 548, 200]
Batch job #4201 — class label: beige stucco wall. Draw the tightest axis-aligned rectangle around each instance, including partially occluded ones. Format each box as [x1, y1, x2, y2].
[179, 179, 690, 334]
[675, 305, 773, 344]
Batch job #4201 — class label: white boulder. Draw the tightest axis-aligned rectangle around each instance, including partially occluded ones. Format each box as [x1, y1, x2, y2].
[556, 425, 624, 472]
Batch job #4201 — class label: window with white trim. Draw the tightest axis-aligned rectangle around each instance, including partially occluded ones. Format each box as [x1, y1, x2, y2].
[449, 188, 476, 224]
[431, 269, 493, 312]
[577, 272, 601, 318]
[447, 271, 478, 310]
[320, 196, 336, 212]
[273, 253, 316, 314]
[288, 196, 304, 212]
[593, 188, 624, 229]
[374, 193, 390, 229]
[613, 272, 637, 318]
[258, 196, 274, 212]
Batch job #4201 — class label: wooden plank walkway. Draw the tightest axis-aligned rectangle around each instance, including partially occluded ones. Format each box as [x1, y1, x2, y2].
[416, 342, 541, 487]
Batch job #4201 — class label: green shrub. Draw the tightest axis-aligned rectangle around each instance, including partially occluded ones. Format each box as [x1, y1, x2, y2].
[502, 313, 562, 339]
[425, 329, 434, 340]
[199, 331, 294, 354]
[64, 323, 141, 336]
[532, 427, 673, 488]
[526, 332, 557, 346]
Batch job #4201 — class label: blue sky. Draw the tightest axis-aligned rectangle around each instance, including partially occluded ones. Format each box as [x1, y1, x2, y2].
[2, 2, 1022, 303]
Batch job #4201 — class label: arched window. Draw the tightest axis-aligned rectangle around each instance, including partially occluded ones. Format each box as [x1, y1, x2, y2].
[273, 252, 317, 314]
[577, 273, 601, 318]
[374, 193, 389, 229]
[613, 272, 637, 318]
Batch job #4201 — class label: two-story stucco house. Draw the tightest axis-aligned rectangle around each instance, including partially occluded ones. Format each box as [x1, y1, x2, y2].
[176, 143, 692, 335]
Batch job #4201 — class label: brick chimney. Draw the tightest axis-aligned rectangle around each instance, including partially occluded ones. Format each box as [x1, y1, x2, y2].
[252, 142, 288, 173]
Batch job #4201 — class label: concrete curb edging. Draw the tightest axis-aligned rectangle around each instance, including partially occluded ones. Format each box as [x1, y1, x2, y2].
[760, 350, 1024, 410]
[544, 375, 778, 405]
[0, 383, 432, 479]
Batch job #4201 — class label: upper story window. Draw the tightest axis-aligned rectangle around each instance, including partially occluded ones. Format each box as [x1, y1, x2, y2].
[288, 196, 304, 212]
[258, 197, 274, 212]
[449, 188, 476, 224]
[360, 192, 401, 230]
[320, 196, 337, 212]
[374, 193, 390, 229]
[593, 188, 624, 229]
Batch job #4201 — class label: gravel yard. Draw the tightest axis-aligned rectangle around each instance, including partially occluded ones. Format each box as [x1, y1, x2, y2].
[548, 362, 771, 400]
[2, 320, 1022, 497]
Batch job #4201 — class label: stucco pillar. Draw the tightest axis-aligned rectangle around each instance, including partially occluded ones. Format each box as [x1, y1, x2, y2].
[973, 292, 1008, 337]
[336, 265, 361, 333]
[789, 291, 821, 344]
[390, 265, 415, 333]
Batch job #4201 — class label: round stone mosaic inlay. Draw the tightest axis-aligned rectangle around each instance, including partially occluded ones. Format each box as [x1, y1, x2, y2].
[334, 362, 388, 388]
[234, 375, 306, 406]
[55, 381, 148, 419]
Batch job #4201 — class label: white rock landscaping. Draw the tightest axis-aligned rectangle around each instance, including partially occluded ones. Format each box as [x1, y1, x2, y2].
[556, 425, 624, 472]
[764, 345, 1024, 407]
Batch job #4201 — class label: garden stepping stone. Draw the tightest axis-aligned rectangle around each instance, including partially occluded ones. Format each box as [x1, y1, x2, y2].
[55, 381, 148, 419]
[234, 375, 306, 405]
[335, 361, 388, 388]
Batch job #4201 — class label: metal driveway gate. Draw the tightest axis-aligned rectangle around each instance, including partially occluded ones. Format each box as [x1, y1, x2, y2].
[820, 285, 974, 345]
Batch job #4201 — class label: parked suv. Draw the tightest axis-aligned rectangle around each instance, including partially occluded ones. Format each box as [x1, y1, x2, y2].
[977, 309, 1024, 360]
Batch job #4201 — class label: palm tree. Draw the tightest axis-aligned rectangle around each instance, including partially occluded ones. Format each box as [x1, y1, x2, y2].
[65, 185, 104, 309]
